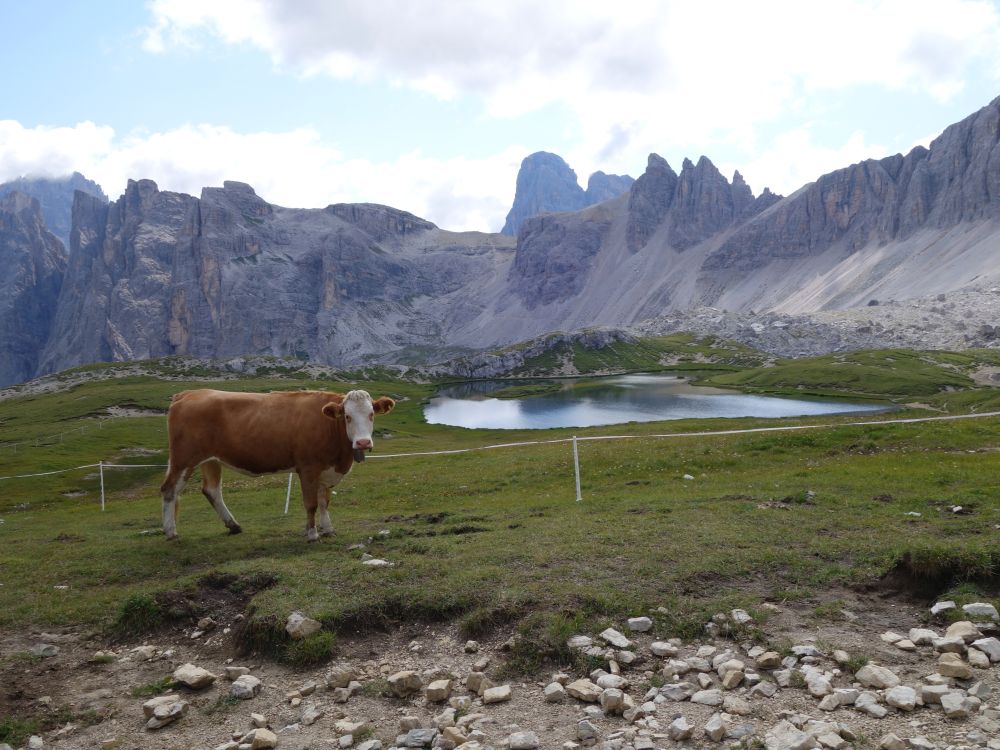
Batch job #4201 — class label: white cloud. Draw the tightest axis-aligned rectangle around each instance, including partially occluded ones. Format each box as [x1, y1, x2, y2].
[0, 121, 522, 232]
[721, 127, 887, 198]
[141, 0, 1000, 196]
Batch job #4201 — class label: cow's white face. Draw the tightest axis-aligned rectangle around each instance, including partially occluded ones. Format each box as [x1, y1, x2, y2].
[322, 390, 396, 462]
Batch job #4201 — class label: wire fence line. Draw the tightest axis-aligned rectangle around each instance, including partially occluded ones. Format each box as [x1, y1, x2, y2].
[0, 408, 998, 510]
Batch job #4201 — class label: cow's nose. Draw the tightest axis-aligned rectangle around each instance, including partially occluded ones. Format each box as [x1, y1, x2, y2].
[355, 438, 372, 451]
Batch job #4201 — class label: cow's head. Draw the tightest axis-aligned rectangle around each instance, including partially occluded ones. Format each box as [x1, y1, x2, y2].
[322, 390, 395, 461]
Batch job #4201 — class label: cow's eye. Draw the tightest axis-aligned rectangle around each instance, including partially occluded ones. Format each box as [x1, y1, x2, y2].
[369, 414, 374, 421]
[346, 415, 352, 422]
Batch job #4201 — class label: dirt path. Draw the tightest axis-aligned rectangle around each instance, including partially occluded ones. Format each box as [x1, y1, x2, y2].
[2, 589, 997, 750]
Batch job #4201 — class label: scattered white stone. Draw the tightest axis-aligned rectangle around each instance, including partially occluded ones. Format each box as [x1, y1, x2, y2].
[938, 652, 973, 679]
[930, 601, 956, 616]
[668, 716, 693, 741]
[682, 474, 695, 481]
[972, 637, 1000, 662]
[508, 732, 539, 750]
[941, 691, 979, 719]
[599, 688, 626, 715]
[877, 734, 906, 750]
[230, 675, 262, 700]
[483, 684, 511, 704]
[543, 682, 565, 702]
[285, 611, 322, 640]
[172, 663, 217, 690]
[248, 728, 278, 749]
[885, 685, 917, 711]
[880, 631, 903, 644]
[705, 713, 728, 741]
[362, 558, 392, 567]
[855, 664, 900, 690]
[650, 640, 677, 657]
[628, 616, 653, 632]
[565, 679, 602, 703]
[908, 628, 938, 645]
[567, 635, 593, 649]
[691, 689, 723, 706]
[251, 713, 267, 728]
[326, 665, 355, 688]
[945, 620, 983, 642]
[765, 719, 818, 750]
[894, 639, 916, 652]
[388, 670, 423, 697]
[723, 694, 751, 716]
[818, 694, 840, 712]
[968, 647, 991, 668]
[855, 692, 888, 718]
[300, 703, 323, 726]
[425, 679, 452, 702]
[144, 697, 189, 730]
[30, 644, 59, 658]
[963, 602, 999, 620]
[600, 628, 633, 649]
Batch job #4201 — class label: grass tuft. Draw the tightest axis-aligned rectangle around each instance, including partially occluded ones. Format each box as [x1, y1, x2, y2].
[111, 594, 163, 638]
[283, 630, 336, 667]
[130, 676, 175, 698]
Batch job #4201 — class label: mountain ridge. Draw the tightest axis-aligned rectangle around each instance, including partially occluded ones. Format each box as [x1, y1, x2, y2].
[1, 96, 999, 386]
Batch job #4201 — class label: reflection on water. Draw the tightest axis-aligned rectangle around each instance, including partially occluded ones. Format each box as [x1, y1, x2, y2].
[426, 374, 886, 430]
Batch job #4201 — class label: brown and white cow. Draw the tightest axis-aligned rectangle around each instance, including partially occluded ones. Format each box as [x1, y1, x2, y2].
[160, 389, 395, 541]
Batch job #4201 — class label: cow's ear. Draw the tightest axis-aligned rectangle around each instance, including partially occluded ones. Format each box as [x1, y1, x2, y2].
[373, 397, 396, 415]
[322, 402, 344, 420]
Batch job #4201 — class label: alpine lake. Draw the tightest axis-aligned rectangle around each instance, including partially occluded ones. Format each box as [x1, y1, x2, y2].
[424, 373, 887, 430]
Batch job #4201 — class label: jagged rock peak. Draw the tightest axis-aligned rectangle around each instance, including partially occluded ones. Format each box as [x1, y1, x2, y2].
[625, 153, 679, 252]
[501, 151, 588, 236]
[0, 172, 106, 250]
[585, 171, 635, 204]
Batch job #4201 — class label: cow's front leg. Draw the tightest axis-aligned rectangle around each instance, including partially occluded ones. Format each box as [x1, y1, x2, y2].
[299, 471, 321, 542]
[317, 471, 344, 537]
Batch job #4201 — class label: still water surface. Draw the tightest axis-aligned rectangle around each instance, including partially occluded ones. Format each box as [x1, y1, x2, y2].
[425, 374, 886, 430]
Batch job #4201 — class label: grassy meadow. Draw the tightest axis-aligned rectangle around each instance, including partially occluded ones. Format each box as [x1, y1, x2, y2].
[0, 342, 998, 666]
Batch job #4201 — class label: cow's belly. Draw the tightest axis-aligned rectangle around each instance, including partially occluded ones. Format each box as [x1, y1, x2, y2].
[211, 456, 293, 477]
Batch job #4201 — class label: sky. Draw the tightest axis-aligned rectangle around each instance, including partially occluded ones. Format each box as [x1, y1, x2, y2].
[2, 1, 1000, 232]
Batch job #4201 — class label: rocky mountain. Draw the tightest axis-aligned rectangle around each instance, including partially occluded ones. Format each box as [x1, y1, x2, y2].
[0, 192, 67, 386]
[36, 180, 514, 377]
[4, 95, 1000, 386]
[0, 172, 107, 250]
[500, 152, 633, 236]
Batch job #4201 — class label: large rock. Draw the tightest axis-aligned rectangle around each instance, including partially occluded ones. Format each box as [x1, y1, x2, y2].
[765, 719, 819, 750]
[172, 663, 217, 689]
[230, 675, 262, 700]
[388, 670, 423, 697]
[855, 664, 900, 690]
[285, 611, 322, 640]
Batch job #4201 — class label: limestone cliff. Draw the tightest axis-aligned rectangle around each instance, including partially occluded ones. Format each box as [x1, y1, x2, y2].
[0, 193, 66, 385]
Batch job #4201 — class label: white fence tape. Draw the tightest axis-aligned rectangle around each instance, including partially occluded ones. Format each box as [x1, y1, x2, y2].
[0, 409, 997, 511]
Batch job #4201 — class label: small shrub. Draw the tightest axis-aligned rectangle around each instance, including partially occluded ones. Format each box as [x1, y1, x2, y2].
[130, 676, 175, 698]
[789, 670, 807, 689]
[0, 717, 41, 747]
[202, 694, 241, 715]
[111, 594, 163, 638]
[360, 677, 393, 698]
[845, 654, 869, 674]
[283, 630, 336, 667]
[812, 601, 847, 621]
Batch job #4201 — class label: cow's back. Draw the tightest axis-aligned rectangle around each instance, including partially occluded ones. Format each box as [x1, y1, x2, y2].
[166, 389, 347, 475]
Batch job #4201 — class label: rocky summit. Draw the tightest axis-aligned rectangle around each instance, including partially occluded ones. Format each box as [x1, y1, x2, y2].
[501, 151, 634, 237]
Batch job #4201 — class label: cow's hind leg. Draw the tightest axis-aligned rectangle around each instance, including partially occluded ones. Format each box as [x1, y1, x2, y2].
[160, 463, 192, 540]
[201, 460, 242, 535]
[299, 472, 320, 542]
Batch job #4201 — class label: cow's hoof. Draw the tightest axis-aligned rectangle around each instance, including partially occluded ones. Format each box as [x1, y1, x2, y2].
[228, 524, 243, 535]
[306, 529, 319, 543]
[319, 528, 335, 537]
[165, 533, 179, 541]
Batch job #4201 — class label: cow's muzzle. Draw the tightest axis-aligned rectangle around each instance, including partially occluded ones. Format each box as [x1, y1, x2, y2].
[353, 439, 372, 462]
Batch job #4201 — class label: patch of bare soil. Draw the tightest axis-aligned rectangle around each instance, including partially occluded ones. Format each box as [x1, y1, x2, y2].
[1, 589, 997, 750]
